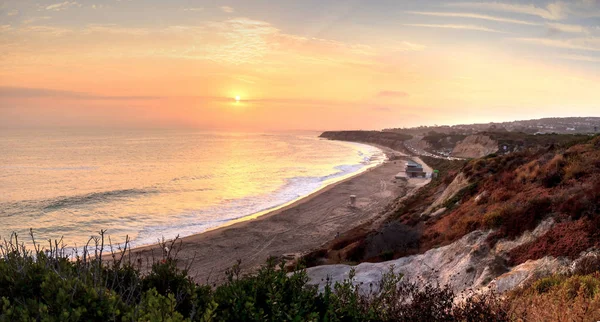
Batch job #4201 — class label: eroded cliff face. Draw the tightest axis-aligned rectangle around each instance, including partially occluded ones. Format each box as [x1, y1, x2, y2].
[305, 218, 575, 295]
[412, 138, 432, 152]
[425, 172, 469, 214]
[320, 131, 412, 153]
[451, 135, 498, 158]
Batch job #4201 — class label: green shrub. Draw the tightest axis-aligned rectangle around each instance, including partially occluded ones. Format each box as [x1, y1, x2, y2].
[0, 232, 511, 321]
[483, 208, 505, 229]
[379, 250, 394, 261]
[533, 276, 564, 294]
[131, 289, 187, 322]
[562, 275, 600, 299]
[508, 273, 600, 321]
[142, 258, 197, 317]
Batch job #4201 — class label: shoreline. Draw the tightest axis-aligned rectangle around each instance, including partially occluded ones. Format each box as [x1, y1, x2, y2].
[129, 142, 423, 283]
[125, 141, 387, 251]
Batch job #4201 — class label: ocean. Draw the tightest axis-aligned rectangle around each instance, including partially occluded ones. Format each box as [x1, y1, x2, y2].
[0, 129, 384, 249]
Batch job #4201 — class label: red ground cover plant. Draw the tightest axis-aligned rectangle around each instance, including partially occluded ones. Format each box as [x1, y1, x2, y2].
[508, 219, 597, 266]
[416, 136, 600, 258]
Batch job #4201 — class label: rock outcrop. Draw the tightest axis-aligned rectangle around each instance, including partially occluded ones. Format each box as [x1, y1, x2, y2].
[451, 135, 498, 158]
[491, 257, 570, 293]
[425, 172, 469, 214]
[412, 138, 432, 152]
[305, 218, 565, 294]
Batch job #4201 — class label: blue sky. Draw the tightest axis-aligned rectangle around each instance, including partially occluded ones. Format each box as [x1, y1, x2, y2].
[3, 0, 599, 61]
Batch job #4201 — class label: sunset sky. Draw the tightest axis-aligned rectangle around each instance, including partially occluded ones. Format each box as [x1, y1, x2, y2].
[1, 0, 599, 131]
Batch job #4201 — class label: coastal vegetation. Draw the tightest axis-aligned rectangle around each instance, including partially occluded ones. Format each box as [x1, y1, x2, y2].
[420, 130, 589, 158]
[313, 134, 600, 265]
[506, 271, 600, 321]
[1, 232, 599, 321]
[385, 117, 600, 136]
[0, 233, 511, 321]
[3, 132, 600, 321]
[422, 134, 600, 257]
[296, 133, 600, 320]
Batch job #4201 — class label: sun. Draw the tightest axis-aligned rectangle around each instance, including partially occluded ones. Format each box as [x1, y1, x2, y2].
[235, 95, 241, 102]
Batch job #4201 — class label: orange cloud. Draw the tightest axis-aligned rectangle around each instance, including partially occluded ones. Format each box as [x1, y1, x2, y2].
[1, 13, 599, 131]
[376, 90, 409, 98]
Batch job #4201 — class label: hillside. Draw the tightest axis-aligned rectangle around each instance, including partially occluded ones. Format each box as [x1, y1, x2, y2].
[386, 116, 600, 135]
[421, 131, 590, 158]
[321, 126, 590, 160]
[450, 134, 498, 158]
[419, 134, 599, 258]
[304, 134, 600, 296]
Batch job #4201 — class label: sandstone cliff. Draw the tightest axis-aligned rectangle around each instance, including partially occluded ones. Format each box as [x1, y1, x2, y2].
[425, 172, 469, 214]
[305, 218, 579, 295]
[451, 135, 498, 158]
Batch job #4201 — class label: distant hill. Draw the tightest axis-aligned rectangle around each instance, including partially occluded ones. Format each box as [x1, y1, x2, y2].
[320, 131, 412, 153]
[320, 118, 594, 159]
[385, 117, 600, 136]
[423, 131, 591, 158]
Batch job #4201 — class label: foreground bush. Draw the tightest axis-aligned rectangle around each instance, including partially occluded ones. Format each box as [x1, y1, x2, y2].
[0, 233, 512, 321]
[506, 272, 600, 321]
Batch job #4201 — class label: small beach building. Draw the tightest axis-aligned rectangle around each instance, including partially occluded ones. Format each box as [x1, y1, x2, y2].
[405, 160, 426, 178]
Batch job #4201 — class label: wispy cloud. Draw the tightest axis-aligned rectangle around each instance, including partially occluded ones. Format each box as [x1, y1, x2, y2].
[82, 24, 150, 35]
[21, 25, 71, 36]
[377, 90, 409, 98]
[22, 16, 51, 25]
[45, 1, 81, 11]
[447, 2, 568, 20]
[199, 18, 278, 64]
[400, 41, 427, 51]
[220, 6, 234, 13]
[7, 9, 18, 16]
[405, 11, 540, 26]
[232, 75, 259, 84]
[563, 0, 600, 19]
[184, 7, 204, 12]
[369, 106, 392, 112]
[514, 37, 600, 51]
[546, 22, 588, 34]
[0, 25, 12, 33]
[404, 23, 506, 33]
[0, 87, 161, 101]
[554, 53, 600, 63]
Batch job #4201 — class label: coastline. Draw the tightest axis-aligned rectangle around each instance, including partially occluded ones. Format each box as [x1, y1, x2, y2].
[128, 142, 420, 283]
[165, 141, 389, 239]
[116, 140, 386, 251]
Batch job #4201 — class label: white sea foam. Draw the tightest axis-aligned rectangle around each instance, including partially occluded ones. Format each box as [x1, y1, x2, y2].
[116, 142, 385, 249]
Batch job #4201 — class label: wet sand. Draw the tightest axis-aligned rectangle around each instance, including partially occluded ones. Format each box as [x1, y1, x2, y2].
[130, 148, 428, 284]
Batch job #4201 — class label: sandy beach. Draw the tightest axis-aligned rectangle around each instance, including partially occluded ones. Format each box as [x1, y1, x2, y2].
[130, 146, 427, 284]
